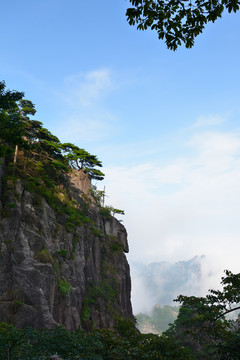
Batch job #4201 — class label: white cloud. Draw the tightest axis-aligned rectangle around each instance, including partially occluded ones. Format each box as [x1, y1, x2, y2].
[191, 114, 226, 128]
[64, 68, 114, 107]
[130, 265, 155, 314]
[102, 130, 240, 312]
[53, 68, 118, 144]
[55, 115, 115, 144]
[130, 255, 227, 313]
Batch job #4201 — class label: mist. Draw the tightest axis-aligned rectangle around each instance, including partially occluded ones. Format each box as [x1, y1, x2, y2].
[100, 128, 240, 314]
[129, 255, 228, 314]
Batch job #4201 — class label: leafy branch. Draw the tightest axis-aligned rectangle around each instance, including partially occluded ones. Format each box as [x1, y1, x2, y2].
[126, 0, 240, 50]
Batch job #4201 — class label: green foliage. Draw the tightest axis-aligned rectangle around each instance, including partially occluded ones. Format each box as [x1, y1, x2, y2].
[89, 187, 105, 206]
[164, 270, 240, 359]
[90, 225, 104, 237]
[109, 241, 123, 252]
[0, 82, 24, 109]
[85, 280, 117, 304]
[81, 302, 91, 322]
[0, 322, 25, 360]
[135, 271, 240, 359]
[0, 321, 197, 360]
[90, 187, 125, 218]
[56, 249, 68, 259]
[100, 205, 125, 219]
[58, 279, 72, 297]
[34, 249, 54, 264]
[51, 159, 69, 172]
[126, 0, 240, 50]
[0, 81, 25, 150]
[111, 207, 125, 216]
[62, 143, 105, 180]
[7, 203, 16, 209]
[61, 202, 93, 233]
[114, 317, 137, 337]
[0, 81, 105, 189]
[12, 300, 24, 314]
[0, 78, 122, 242]
[176, 270, 240, 323]
[81, 280, 118, 323]
[90, 187, 125, 219]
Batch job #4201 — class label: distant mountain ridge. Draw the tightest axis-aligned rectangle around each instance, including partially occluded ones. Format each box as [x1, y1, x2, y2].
[131, 255, 205, 307]
[132, 256, 206, 334]
[136, 304, 179, 334]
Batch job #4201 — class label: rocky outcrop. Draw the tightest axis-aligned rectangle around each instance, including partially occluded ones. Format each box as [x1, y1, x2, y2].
[67, 169, 92, 195]
[0, 169, 133, 331]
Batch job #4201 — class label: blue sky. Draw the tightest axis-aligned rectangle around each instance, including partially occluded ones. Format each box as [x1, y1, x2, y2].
[2, 0, 240, 311]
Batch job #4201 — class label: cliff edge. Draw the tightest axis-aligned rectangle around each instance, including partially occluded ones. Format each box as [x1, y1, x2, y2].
[0, 161, 133, 331]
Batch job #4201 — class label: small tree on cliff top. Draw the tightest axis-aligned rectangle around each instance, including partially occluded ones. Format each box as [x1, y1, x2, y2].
[62, 143, 105, 181]
[0, 81, 105, 182]
[0, 81, 25, 156]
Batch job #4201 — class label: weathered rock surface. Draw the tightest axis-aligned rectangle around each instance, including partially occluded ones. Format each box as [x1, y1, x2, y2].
[0, 169, 133, 330]
[0, 158, 5, 200]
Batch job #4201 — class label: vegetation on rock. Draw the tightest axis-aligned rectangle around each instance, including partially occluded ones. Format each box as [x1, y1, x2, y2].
[0, 80, 111, 234]
[1, 81, 240, 358]
[0, 80, 104, 181]
[0, 81, 131, 332]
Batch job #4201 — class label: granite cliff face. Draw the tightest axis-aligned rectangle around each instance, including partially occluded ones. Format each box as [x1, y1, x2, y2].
[0, 159, 133, 331]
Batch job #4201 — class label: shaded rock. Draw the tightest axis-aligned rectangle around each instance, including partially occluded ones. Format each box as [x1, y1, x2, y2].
[0, 169, 133, 330]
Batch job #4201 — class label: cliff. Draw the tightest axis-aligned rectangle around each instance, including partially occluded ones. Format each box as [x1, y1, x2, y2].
[0, 159, 133, 331]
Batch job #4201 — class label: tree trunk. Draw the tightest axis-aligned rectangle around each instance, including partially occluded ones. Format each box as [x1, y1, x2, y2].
[13, 144, 18, 163]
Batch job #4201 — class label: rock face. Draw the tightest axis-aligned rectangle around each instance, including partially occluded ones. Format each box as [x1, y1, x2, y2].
[0, 168, 133, 330]
[0, 158, 5, 199]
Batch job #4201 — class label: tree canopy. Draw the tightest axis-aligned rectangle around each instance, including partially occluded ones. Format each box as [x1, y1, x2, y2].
[126, 0, 240, 50]
[62, 144, 105, 180]
[0, 81, 26, 156]
[0, 81, 104, 181]
[165, 270, 240, 359]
